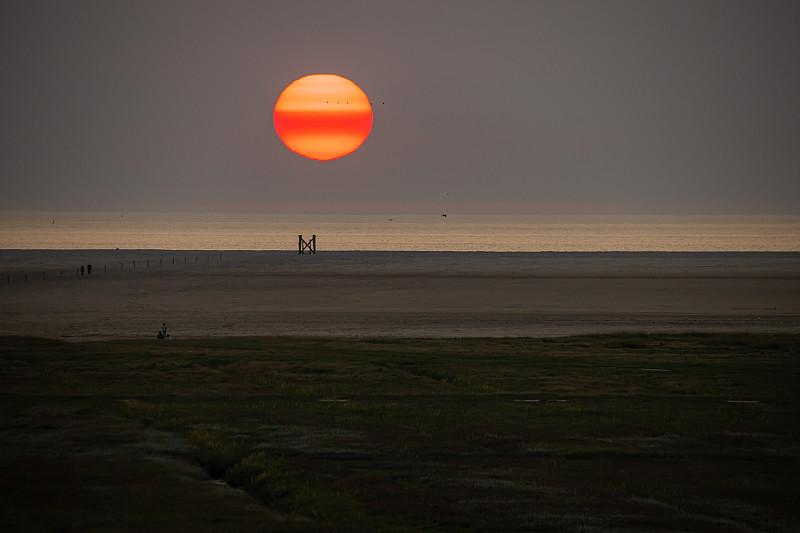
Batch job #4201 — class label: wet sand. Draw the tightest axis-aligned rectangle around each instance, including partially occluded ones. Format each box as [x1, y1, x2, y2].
[1, 250, 798, 339]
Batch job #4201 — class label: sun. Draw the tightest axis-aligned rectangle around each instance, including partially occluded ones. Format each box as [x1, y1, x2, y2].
[273, 74, 373, 161]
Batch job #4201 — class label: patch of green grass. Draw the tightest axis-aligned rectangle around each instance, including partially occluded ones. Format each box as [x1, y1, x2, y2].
[1, 333, 799, 532]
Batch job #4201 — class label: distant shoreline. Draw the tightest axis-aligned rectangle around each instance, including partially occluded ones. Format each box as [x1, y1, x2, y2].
[3, 248, 800, 252]
[2, 249, 799, 275]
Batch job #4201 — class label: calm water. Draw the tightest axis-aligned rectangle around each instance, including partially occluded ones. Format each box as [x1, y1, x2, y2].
[1, 212, 798, 252]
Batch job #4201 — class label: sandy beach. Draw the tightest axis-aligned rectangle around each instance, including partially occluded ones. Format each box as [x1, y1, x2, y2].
[1, 250, 798, 340]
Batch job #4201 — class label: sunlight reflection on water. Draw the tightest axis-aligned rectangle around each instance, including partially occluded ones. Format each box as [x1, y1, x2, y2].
[1, 212, 798, 251]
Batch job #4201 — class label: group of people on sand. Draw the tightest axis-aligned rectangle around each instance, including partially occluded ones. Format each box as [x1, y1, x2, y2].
[80, 264, 92, 276]
[157, 322, 172, 340]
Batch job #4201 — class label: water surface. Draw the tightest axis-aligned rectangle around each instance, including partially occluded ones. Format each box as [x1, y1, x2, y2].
[1, 212, 798, 251]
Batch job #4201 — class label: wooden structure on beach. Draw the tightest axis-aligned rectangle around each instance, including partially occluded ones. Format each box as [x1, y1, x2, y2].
[298, 234, 316, 254]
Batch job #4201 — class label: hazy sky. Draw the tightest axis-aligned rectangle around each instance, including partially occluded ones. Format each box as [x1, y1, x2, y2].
[2, 1, 798, 214]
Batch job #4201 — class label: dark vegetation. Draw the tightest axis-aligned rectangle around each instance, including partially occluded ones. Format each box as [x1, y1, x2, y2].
[1, 333, 798, 532]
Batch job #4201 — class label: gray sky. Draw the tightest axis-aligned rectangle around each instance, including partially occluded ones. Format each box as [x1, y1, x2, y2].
[1, 0, 798, 214]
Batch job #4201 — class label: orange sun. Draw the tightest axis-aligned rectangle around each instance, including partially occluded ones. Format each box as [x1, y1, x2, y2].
[273, 74, 373, 161]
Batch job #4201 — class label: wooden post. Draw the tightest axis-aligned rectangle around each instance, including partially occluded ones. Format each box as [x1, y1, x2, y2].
[298, 234, 316, 254]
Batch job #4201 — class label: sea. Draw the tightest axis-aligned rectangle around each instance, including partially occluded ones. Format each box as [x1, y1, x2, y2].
[1, 212, 798, 252]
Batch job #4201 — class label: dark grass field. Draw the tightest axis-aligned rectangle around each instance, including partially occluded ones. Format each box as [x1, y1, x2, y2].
[1, 334, 798, 532]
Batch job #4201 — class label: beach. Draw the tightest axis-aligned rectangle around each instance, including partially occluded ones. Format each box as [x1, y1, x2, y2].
[2, 250, 798, 339]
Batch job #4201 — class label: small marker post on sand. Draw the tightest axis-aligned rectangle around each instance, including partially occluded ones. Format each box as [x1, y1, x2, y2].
[298, 234, 316, 254]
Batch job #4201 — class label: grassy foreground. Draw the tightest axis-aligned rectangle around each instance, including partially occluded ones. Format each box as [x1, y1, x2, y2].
[1, 334, 798, 532]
